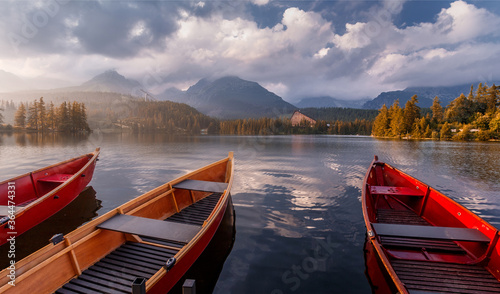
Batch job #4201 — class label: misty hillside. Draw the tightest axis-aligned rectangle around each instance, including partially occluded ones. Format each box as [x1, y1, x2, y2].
[295, 96, 368, 109]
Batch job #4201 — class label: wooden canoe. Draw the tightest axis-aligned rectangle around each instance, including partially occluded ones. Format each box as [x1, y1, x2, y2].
[0, 148, 100, 246]
[362, 156, 500, 294]
[0, 152, 234, 294]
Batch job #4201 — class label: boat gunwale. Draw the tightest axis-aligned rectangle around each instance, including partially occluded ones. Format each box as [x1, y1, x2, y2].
[362, 157, 408, 294]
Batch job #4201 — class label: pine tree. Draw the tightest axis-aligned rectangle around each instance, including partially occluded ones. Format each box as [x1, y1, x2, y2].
[485, 84, 499, 115]
[388, 100, 404, 137]
[27, 100, 39, 130]
[431, 96, 443, 123]
[372, 104, 390, 137]
[57, 101, 71, 132]
[47, 102, 56, 130]
[38, 97, 46, 132]
[14, 103, 26, 128]
[403, 95, 421, 135]
[445, 93, 473, 124]
[474, 83, 488, 114]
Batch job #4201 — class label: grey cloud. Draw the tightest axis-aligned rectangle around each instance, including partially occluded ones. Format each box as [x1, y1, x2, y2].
[3, 1, 182, 57]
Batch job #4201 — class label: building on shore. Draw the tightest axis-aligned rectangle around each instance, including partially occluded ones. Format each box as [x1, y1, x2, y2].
[290, 110, 316, 127]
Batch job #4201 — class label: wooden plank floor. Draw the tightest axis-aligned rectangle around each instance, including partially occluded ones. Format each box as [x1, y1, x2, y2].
[166, 192, 222, 226]
[376, 208, 500, 293]
[56, 192, 223, 293]
[55, 242, 177, 294]
[392, 259, 500, 294]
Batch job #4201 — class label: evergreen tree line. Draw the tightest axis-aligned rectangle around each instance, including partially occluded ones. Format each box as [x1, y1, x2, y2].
[14, 98, 91, 133]
[372, 83, 500, 140]
[120, 100, 374, 136]
[219, 117, 372, 135]
[121, 100, 219, 135]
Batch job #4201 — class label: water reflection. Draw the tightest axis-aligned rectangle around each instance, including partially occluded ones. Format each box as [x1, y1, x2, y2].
[3, 132, 91, 147]
[0, 186, 101, 269]
[1, 133, 499, 293]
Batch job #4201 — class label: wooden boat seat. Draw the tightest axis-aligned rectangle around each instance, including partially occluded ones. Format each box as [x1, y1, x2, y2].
[97, 214, 201, 244]
[370, 186, 425, 197]
[173, 179, 228, 193]
[372, 223, 490, 243]
[38, 173, 74, 183]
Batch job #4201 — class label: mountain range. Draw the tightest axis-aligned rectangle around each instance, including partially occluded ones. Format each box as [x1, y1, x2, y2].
[1, 69, 495, 119]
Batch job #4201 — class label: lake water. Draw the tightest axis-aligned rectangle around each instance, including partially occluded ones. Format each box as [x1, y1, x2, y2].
[1, 132, 500, 293]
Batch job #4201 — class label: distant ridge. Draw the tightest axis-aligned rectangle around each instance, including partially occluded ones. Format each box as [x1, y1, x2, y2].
[295, 96, 368, 109]
[362, 83, 498, 109]
[0, 70, 26, 92]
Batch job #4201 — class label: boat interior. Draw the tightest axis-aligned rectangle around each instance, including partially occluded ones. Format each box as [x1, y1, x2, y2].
[0, 156, 232, 294]
[56, 187, 225, 294]
[365, 160, 500, 293]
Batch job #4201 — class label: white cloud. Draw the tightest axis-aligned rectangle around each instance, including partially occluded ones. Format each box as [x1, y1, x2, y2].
[1, 0, 500, 101]
[333, 22, 372, 51]
[252, 0, 270, 6]
[314, 47, 330, 59]
[397, 0, 500, 52]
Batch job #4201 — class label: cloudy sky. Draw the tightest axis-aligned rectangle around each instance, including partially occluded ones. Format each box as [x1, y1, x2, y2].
[1, 0, 500, 101]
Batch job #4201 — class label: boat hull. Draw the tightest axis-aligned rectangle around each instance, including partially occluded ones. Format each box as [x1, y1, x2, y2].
[0, 152, 234, 294]
[362, 156, 500, 294]
[0, 149, 99, 246]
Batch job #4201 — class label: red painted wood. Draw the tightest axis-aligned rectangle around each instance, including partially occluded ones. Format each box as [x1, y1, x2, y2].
[0, 150, 99, 246]
[362, 156, 500, 293]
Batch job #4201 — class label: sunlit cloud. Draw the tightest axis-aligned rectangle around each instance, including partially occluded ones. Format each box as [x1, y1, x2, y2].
[0, 0, 499, 100]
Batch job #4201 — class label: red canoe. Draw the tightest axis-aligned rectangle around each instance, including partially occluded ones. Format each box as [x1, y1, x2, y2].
[0, 148, 100, 246]
[362, 156, 500, 294]
[0, 152, 233, 294]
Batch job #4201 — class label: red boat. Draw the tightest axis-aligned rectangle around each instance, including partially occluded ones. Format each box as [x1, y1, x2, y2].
[0, 152, 234, 294]
[363, 156, 500, 294]
[0, 148, 100, 246]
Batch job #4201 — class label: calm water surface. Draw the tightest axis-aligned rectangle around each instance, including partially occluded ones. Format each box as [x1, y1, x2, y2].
[1, 133, 499, 293]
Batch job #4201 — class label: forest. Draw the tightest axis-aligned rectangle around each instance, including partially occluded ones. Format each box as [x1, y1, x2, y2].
[10, 97, 91, 133]
[218, 117, 372, 135]
[1, 97, 375, 136]
[115, 102, 373, 135]
[372, 83, 500, 141]
[120, 100, 218, 134]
